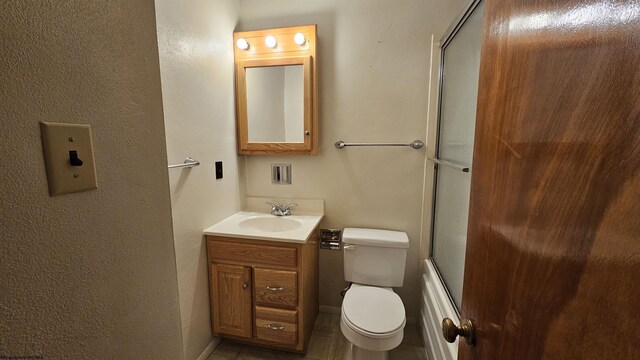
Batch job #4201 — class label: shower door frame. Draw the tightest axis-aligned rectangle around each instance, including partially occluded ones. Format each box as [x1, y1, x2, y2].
[428, 0, 484, 316]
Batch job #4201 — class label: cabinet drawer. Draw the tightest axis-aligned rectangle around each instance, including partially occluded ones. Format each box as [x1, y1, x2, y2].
[208, 238, 297, 268]
[255, 306, 297, 345]
[254, 268, 298, 307]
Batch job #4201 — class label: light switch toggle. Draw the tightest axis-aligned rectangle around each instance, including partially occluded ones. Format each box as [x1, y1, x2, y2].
[69, 150, 83, 167]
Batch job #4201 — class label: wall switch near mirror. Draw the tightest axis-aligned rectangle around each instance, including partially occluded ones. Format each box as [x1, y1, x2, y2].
[234, 25, 318, 156]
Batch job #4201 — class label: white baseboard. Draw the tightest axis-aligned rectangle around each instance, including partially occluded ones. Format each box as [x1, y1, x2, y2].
[319, 305, 418, 325]
[195, 337, 221, 360]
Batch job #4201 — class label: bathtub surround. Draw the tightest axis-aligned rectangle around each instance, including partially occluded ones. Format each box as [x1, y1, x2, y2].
[0, 1, 182, 358]
[154, 1, 243, 360]
[238, 0, 467, 321]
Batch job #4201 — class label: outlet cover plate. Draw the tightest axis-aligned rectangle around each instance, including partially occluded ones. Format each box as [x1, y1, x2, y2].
[40, 122, 98, 196]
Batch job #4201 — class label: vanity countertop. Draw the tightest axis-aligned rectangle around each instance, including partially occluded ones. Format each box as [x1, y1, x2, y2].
[203, 211, 323, 243]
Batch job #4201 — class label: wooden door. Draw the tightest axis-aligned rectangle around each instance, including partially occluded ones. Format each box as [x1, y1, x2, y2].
[459, 0, 640, 358]
[210, 263, 253, 338]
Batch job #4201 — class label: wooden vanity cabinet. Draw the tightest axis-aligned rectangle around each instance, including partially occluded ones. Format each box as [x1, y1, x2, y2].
[206, 231, 319, 353]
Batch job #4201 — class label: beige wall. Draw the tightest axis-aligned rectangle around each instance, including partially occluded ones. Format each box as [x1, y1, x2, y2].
[154, 1, 243, 360]
[238, 0, 466, 319]
[0, 1, 183, 359]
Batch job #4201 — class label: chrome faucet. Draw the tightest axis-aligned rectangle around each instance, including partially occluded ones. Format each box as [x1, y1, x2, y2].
[266, 202, 298, 216]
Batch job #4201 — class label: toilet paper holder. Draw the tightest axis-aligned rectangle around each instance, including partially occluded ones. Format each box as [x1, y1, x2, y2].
[320, 229, 342, 250]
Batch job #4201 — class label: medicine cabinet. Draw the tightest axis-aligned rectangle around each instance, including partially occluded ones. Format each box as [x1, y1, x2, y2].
[234, 25, 318, 155]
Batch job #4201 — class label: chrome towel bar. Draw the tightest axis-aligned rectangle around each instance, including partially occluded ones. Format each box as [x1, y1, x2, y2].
[428, 157, 470, 173]
[335, 140, 424, 150]
[168, 157, 200, 169]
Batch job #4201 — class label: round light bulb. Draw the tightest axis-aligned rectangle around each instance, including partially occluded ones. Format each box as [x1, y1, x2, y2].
[294, 33, 306, 46]
[236, 38, 249, 50]
[265, 35, 277, 49]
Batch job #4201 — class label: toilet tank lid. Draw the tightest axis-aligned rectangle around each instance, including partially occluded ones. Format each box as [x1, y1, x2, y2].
[342, 228, 409, 248]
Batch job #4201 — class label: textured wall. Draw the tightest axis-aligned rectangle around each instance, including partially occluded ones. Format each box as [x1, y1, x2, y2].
[154, 1, 242, 359]
[238, 0, 465, 319]
[0, 1, 183, 359]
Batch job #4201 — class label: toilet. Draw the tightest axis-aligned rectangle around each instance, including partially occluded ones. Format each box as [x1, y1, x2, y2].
[340, 228, 410, 360]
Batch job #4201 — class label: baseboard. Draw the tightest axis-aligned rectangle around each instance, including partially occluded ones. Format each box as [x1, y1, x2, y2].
[195, 337, 221, 360]
[319, 305, 418, 325]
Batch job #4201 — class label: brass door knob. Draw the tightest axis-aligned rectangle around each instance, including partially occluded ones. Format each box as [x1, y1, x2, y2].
[242, 282, 248, 290]
[442, 318, 476, 346]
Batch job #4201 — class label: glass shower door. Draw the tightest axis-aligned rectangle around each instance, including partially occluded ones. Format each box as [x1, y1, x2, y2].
[430, 1, 484, 310]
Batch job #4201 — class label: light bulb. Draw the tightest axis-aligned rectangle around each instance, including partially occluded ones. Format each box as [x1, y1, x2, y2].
[265, 35, 277, 49]
[294, 33, 306, 46]
[236, 38, 249, 50]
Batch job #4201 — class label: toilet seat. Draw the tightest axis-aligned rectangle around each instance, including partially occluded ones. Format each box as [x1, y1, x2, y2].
[342, 285, 405, 336]
[340, 285, 406, 352]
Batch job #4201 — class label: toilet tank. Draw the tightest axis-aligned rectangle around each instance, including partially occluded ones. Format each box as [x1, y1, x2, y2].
[342, 228, 409, 287]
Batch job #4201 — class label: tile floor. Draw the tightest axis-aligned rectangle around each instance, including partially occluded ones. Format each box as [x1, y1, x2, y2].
[207, 312, 426, 360]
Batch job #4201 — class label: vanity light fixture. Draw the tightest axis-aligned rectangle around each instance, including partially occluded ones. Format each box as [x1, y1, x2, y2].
[236, 38, 250, 50]
[294, 32, 306, 46]
[265, 35, 277, 49]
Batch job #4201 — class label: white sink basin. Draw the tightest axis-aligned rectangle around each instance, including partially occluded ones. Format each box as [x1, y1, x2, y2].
[238, 216, 302, 232]
[203, 211, 324, 243]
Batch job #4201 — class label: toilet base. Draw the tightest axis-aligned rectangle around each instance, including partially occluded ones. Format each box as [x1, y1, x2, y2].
[344, 342, 389, 360]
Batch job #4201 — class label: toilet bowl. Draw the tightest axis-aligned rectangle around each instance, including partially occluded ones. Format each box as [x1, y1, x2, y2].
[340, 284, 406, 360]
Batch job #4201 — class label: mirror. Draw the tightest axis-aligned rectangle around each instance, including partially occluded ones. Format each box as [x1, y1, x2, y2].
[237, 57, 312, 153]
[234, 25, 318, 156]
[246, 65, 304, 143]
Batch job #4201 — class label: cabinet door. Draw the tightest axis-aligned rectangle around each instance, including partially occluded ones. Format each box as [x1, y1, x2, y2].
[210, 263, 252, 338]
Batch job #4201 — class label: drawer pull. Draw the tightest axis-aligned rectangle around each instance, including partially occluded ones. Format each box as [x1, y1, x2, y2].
[266, 324, 285, 331]
[266, 286, 285, 291]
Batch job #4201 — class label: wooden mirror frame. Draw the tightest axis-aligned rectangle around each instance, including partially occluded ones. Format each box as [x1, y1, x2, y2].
[234, 25, 318, 156]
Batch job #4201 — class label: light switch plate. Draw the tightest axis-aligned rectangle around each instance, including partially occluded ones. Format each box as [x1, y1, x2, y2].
[40, 122, 97, 196]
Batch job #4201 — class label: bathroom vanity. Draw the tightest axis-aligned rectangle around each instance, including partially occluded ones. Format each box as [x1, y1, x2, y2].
[203, 199, 323, 353]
